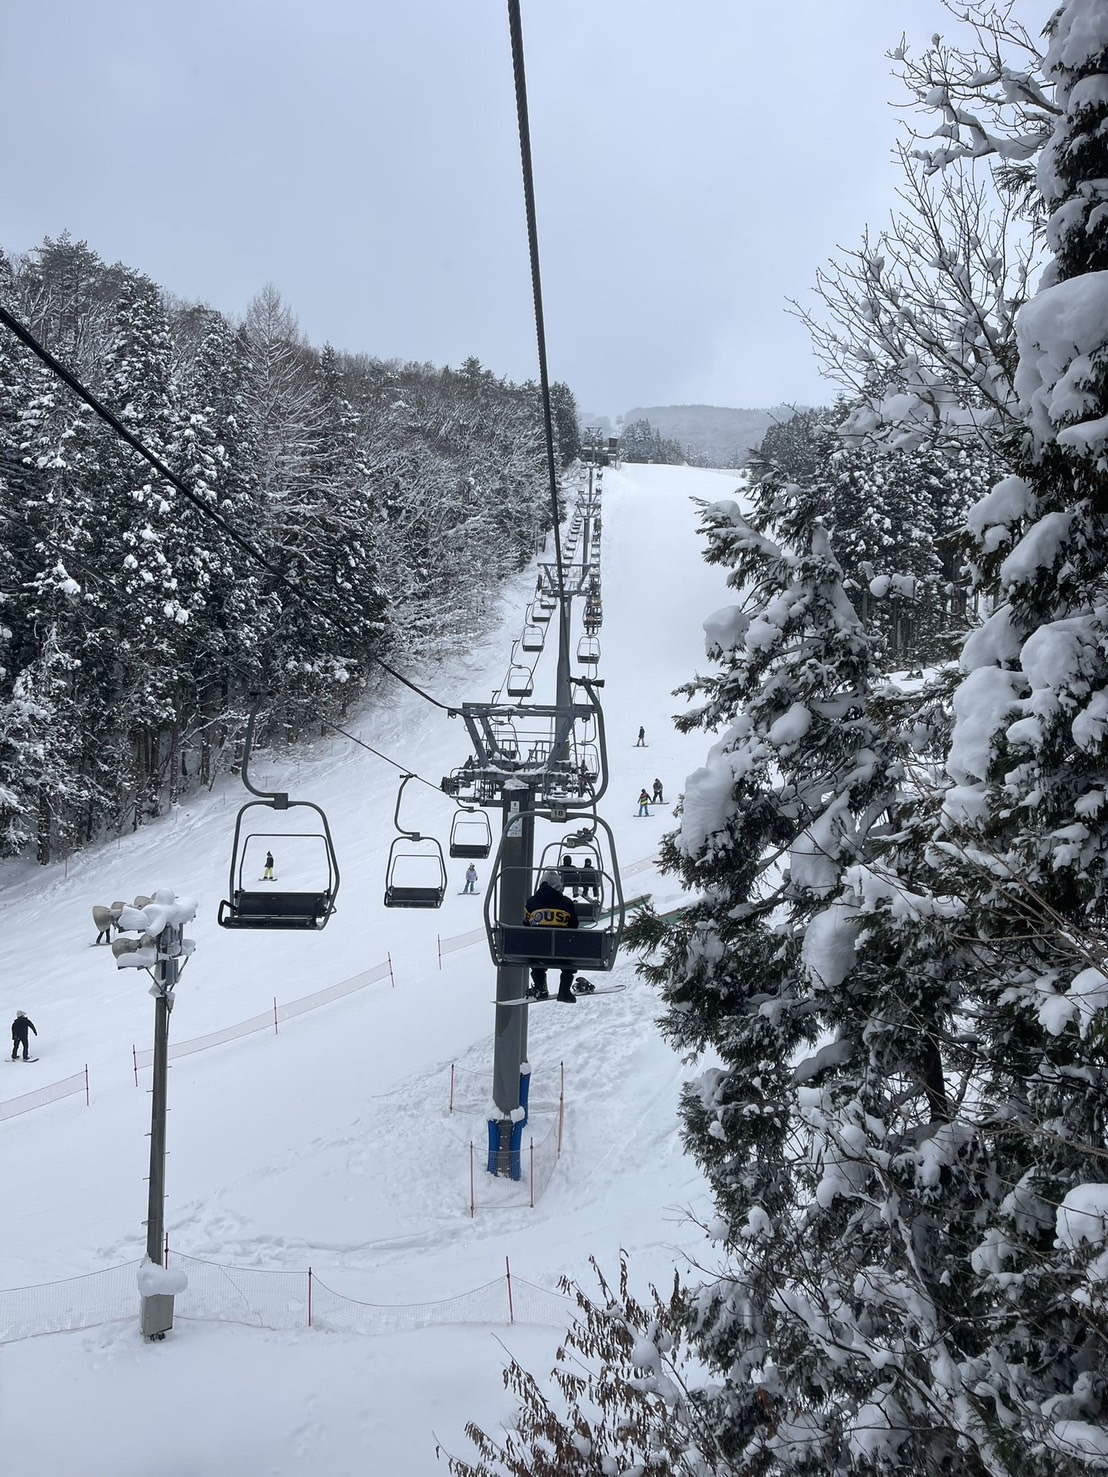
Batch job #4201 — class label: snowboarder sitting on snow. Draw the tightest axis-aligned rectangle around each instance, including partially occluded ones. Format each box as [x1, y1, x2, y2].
[263, 851, 275, 881]
[523, 868, 579, 1003]
[652, 778, 664, 805]
[637, 789, 651, 816]
[11, 1012, 37, 1061]
[463, 864, 478, 894]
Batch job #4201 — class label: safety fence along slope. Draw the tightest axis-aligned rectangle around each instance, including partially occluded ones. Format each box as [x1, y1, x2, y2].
[2, 960, 396, 1120]
[0, 1253, 576, 1345]
[0, 1067, 89, 1122]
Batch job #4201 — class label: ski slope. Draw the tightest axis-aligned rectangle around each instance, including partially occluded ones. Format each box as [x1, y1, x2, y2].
[0, 462, 742, 1477]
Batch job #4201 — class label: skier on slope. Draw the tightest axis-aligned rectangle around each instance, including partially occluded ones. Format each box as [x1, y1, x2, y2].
[263, 851, 275, 881]
[652, 777, 664, 805]
[636, 726, 646, 747]
[523, 869, 579, 1003]
[637, 789, 651, 817]
[11, 1012, 37, 1061]
[462, 864, 478, 894]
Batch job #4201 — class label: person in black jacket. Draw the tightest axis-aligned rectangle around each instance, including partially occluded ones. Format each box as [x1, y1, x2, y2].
[523, 869, 579, 1003]
[11, 1011, 37, 1060]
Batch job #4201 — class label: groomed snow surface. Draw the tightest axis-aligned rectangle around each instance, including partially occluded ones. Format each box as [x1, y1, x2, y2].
[0, 463, 738, 1477]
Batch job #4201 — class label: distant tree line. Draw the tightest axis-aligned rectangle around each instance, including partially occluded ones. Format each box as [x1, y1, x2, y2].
[0, 234, 578, 862]
[618, 416, 688, 465]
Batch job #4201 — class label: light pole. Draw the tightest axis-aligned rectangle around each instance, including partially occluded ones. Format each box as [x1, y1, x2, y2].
[111, 888, 196, 1340]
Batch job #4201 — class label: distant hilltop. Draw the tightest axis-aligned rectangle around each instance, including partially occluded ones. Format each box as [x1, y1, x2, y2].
[579, 404, 803, 468]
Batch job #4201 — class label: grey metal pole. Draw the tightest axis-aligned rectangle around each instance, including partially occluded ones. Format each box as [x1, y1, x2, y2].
[145, 983, 171, 1265]
[491, 784, 534, 1174]
[139, 919, 180, 1338]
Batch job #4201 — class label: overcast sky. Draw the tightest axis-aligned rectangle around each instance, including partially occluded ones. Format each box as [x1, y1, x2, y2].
[1, 0, 1032, 419]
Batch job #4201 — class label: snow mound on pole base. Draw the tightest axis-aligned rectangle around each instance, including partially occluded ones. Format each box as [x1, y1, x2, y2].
[137, 1257, 188, 1297]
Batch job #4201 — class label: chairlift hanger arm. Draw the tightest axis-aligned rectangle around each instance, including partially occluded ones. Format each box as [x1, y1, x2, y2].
[393, 773, 425, 840]
[240, 699, 288, 807]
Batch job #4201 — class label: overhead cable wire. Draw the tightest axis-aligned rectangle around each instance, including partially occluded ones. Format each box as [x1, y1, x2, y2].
[0, 303, 453, 714]
[505, 0, 569, 628]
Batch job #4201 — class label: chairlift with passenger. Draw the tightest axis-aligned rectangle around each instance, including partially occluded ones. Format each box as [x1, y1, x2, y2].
[541, 833, 606, 923]
[483, 812, 624, 973]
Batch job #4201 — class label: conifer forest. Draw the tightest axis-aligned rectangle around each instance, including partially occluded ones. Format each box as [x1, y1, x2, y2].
[0, 238, 578, 864]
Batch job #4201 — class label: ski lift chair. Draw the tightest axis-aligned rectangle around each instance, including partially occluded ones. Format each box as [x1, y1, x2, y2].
[218, 703, 340, 931]
[521, 624, 544, 653]
[576, 635, 600, 667]
[483, 812, 624, 972]
[540, 835, 606, 923]
[384, 775, 447, 908]
[506, 664, 534, 698]
[449, 807, 493, 859]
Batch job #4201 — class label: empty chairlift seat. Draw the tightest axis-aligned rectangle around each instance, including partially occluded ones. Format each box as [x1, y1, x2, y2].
[218, 823, 340, 931]
[576, 635, 600, 667]
[506, 665, 534, 698]
[449, 808, 492, 858]
[383, 772, 448, 909]
[383, 844, 447, 908]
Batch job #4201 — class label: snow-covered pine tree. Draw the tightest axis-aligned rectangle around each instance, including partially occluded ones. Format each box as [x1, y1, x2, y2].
[94, 268, 186, 824]
[620, 457, 1028, 1475]
[926, 2, 1108, 1465]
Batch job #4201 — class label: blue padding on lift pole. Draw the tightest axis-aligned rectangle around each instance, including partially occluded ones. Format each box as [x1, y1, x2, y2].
[487, 1119, 499, 1175]
[508, 1118, 524, 1181]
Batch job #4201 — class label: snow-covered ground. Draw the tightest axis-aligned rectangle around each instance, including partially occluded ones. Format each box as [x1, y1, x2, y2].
[0, 462, 740, 1476]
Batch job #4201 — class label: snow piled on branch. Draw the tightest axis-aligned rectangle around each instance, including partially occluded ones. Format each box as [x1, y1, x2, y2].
[1014, 273, 1108, 456]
